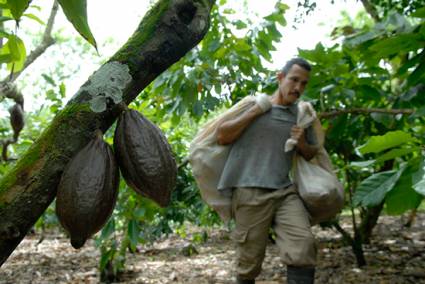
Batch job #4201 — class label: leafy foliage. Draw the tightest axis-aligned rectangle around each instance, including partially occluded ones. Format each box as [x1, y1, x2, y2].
[138, 0, 288, 125]
[0, 0, 97, 74]
[1, 0, 424, 277]
[56, 0, 97, 50]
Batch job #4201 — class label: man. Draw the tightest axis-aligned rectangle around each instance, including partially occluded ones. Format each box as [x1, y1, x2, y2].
[216, 58, 318, 284]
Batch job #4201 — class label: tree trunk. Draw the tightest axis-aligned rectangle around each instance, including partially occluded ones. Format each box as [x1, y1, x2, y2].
[0, 0, 215, 266]
[358, 201, 384, 244]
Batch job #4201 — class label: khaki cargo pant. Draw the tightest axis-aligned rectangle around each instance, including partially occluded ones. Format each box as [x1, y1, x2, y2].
[231, 185, 317, 280]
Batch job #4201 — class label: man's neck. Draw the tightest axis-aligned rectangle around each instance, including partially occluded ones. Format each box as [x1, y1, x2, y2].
[271, 90, 293, 106]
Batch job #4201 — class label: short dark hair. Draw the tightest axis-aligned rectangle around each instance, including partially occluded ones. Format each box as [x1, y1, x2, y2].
[281, 58, 311, 74]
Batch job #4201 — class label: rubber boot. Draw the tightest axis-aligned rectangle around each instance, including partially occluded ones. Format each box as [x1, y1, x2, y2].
[287, 266, 315, 284]
[236, 276, 255, 284]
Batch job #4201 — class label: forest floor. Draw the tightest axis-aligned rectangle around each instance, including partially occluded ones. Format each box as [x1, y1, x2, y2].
[1, 213, 424, 284]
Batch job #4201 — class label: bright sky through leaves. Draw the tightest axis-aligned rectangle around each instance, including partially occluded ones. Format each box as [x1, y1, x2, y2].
[9, 0, 362, 111]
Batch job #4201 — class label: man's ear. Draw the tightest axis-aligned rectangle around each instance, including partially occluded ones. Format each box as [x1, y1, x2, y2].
[277, 72, 285, 82]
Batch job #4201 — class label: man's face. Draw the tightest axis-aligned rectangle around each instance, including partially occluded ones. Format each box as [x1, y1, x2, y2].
[277, 64, 310, 105]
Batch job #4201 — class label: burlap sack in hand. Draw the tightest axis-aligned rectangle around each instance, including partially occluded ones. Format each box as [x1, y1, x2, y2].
[286, 101, 345, 224]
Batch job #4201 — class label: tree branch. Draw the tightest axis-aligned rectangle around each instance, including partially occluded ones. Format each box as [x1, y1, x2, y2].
[319, 108, 415, 119]
[7, 0, 59, 82]
[0, 0, 215, 266]
[360, 0, 380, 22]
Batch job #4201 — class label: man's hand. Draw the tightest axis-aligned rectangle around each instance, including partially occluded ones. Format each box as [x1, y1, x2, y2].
[291, 126, 306, 147]
[291, 126, 318, 161]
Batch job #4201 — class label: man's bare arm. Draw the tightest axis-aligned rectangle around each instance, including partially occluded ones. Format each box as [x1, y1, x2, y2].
[216, 105, 264, 145]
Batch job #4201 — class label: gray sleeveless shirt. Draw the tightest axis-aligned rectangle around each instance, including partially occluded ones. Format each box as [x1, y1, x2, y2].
[217, 103, 316, 191]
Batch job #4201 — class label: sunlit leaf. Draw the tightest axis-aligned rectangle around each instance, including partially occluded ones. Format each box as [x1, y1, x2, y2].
[59, 83, 66, 98]
[23, 13, 45, 25]
[233, 20, 247, 29]
[0, 53, 13, 63]
[57, 0, 97, 50]
[8, 0, 30, 20]
[356, 131, 416, 155]
[411, 7, 425, 18]
[1, 35, 26, 72]
[353, 167, 405, 207]
[413, 158, 425, 195]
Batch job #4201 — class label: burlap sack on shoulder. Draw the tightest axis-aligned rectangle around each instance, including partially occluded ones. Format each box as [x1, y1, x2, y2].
[188, 96, 257, 221]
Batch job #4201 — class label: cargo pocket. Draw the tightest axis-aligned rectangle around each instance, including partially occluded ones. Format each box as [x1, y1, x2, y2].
[231, 227, 249, 244]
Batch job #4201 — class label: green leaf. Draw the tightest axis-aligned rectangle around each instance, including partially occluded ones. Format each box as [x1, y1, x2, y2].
[350, 160, 376, 168]
[233, 20, 247, 29]
[350, 148, 417, 168]
[127, 220, 139, 249]
[344, 31, 377, 47]
[1, 35, 26, 72]
[45, 89, 56, 101]
[99, 219, 115, 241]
[133, 207, 146, 218]
[42, 74, 56, 86]
[0, 29, 11, 38]
[8, 0, 30, 20]
[234, 39, 251, 52]
[357, 131, 415, 155]
[370, 113, 394, 128]
[193, 100, 203, 116]
[264, 13, 286, 26]
[411, 7, 425, 18]
[0, 16, 13, 23]
[413, 158, 425, 195]
[397, 51, 424, 77]
[0, 53, 13, 63]
[23, 13, 45, 25]
[370, 34, 423, 58]
[99, 249, 115, 271]
[386, 158, 424, 214]
[59, 83, 66, 99]
[57, 0, 97, 50]
[353, 167, 405, 207]
[375, 147, 418, 163]
[385, 173, 422, 215]
[407, 62, 425, 87]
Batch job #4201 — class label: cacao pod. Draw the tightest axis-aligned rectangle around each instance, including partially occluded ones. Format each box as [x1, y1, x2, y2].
[114, 109, 177, 207]
[9, 103, 24, 139]
[56, 131, 119, 249]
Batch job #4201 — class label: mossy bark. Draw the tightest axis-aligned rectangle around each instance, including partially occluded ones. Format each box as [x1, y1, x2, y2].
[0, 0, 214, 266]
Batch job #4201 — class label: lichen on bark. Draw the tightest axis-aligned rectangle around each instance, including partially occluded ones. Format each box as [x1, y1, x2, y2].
[71, 62, 132, 112]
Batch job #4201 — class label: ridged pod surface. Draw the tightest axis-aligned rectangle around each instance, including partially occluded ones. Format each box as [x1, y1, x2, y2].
[9, 104, 24, 139]
[56, 131, 119, 249]
[114, 109, 177, 207]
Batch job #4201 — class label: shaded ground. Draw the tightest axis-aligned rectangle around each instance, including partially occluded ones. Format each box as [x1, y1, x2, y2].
[1, 213, 424, 284]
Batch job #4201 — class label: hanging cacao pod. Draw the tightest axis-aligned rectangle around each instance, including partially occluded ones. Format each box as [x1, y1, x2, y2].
[56, 131, 119, 249]
[9, 103, 24, 140]
[114, 109, 177, 207]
